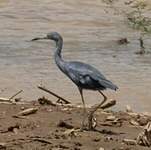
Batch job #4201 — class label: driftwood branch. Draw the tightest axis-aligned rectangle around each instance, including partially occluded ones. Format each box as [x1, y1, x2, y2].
[0, 90, 23, 104]
[0, 97, 11, 103]
[32, 138, 52, 144]
[137, 122, 151, 147]
[37, 85, 70, 104]
[100, 100, 116, 109]
[9, 90, 23, 100]
[92, 99, 116, 110]
[15, 107, 38, 116]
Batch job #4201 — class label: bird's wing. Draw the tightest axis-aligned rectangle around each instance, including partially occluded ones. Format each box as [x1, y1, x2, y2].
[65, 61, 118, 90]
[66, 61, 106, 79]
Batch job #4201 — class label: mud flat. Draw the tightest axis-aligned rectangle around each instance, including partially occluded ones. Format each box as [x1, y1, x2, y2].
[0, 98, 151, 150]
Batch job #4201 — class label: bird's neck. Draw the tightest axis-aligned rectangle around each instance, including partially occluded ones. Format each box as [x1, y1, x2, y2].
[55, 38, 63, 57]
[54, 38, 66, 72]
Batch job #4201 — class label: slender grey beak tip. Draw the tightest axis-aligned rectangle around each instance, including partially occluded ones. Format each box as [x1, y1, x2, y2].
[31, 37, 48, 41]
[31, 37, 41, 41]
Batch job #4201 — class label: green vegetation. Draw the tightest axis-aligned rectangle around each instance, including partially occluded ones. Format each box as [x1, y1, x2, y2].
[127, 1, 151, 34]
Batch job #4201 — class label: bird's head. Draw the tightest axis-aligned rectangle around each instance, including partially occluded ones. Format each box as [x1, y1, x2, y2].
[31, 32, 62, 42]
[46, 32, 62, 41]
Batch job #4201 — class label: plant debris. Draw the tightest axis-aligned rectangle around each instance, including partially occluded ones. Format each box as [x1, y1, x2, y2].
[137, 122, 151, 147]
[38, 85, 70, 104]
[123, 138, 137, 145]
[38, 96, 56, 106]
[117, 38, 129, 45]
[14, 107, 38, 116]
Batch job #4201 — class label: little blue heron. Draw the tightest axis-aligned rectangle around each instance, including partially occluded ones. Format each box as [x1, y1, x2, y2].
[32, 32, 118, 130]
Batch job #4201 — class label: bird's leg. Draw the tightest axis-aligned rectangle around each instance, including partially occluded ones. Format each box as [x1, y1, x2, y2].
[88, 91, 107, 130]
[98, 90, 107, 106]
[78, 88, 87, 131]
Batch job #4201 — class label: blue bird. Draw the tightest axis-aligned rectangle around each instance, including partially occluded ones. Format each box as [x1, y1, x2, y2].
[32, 32, 118, 130]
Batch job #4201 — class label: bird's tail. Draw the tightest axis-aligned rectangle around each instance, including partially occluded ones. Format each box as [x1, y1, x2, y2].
[99, 79, 118, 91]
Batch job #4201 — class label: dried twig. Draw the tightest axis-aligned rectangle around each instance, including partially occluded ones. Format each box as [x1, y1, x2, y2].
[32, 138, 52, 144]
[137, 122, 151, 147]
[13, 107, 38, 117]
[123, 139, 137, 145]
[9, 90, 23, 101]
[0, 97, 11, 103]
[37, 85, 70, 104]
[0, 90, 23, 104]
[12, 115, 28, 119]
[100, 100, 116, 109]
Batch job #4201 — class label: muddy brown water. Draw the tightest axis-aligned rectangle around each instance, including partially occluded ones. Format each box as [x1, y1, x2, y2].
[0, 0, 151, 112]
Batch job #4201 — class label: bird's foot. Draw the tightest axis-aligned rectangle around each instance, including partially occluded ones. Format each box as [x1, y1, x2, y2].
[88, 114, 97, 130]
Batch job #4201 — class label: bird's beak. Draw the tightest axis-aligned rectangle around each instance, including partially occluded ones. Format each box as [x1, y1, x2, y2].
[31, 36, 48, 41]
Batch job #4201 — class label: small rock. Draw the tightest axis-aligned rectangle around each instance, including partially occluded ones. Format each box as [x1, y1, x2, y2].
[57, 120, 73, 129]
[93, 137, 101, 142]
[8, 123, 20, 132]
[14, 97, 22, 102]
[20, 106, 26, 110]
[47, 108, 53, 112]
[99, 147, 105, 150]
[13, 128, 18, 134]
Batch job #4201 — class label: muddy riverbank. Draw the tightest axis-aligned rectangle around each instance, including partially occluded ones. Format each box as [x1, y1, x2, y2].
[0, 0, 151, 112]
[0, 99, 151, 150]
